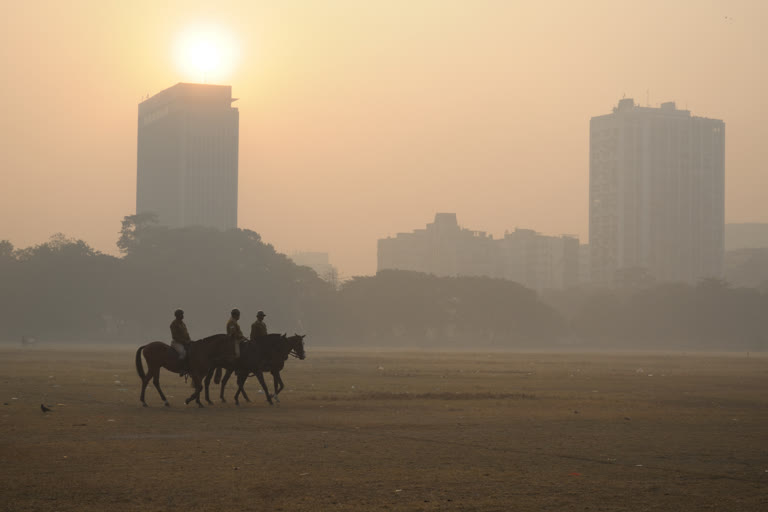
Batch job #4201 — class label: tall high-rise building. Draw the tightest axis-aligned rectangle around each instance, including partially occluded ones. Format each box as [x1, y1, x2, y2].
[137, 83, 239, 230]
[589, 98, 725, 284]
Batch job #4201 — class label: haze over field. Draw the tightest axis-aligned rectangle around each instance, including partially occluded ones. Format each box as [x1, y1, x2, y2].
[1, 1, 767, 276]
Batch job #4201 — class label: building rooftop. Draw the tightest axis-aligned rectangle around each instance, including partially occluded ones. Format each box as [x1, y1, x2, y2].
[139, 83, 237, 114]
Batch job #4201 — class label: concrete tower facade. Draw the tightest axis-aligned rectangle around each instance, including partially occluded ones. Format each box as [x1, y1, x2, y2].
[137, 83, 239, 230]
[589, 98, 725, 284]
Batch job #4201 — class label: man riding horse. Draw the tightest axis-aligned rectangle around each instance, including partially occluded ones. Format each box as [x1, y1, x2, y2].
[226, 308, 248, 359]
[250, 310, 268, 341]
[228, 333, 306, 406]
[170, 309, 191, 375]
[204, 309, 270, 404]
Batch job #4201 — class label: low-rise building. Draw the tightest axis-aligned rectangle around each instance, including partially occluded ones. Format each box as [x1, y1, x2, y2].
[378, 214, 580, 291]
[290, 251, 338, 282]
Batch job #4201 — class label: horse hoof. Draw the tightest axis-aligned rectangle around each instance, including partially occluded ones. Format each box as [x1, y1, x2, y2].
[221, 398, 227, 403]
[205, 400, 213, 405]
[142, 402, 148, 408]
[164, 402, 170, 407]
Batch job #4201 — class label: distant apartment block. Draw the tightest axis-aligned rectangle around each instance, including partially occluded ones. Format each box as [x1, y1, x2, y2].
[578, 244, 591, 285]
[291, 251, 337, 279]
[498, 229, 579, 291]
[589, 98, 725, 284]
[377, 214, 579, 291]
[137, 83, 239, 230]
[378, 214, 497, 278]
[725, 223, 768, 251]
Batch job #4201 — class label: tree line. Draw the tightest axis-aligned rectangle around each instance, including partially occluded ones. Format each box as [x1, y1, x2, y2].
[1, 215, 766, 350]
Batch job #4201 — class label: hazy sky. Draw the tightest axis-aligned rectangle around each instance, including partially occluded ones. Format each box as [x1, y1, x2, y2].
[1, 1, 766, 277]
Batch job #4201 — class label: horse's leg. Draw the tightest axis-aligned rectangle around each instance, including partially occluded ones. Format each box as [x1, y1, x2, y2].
[271, 372, 282, 404]
[220, 368, 234, 403]
[193, 375, 204, 408]
[140, 371, 152, 407]
[234, 371, 251, 403]
[233, 374, 245, 406]
[185, 374, 200, 406]
[204, 367, 215, 405]
[151, 368, 170, 407]
[255, 371, 273, 405]
[138, 357, 153, 407]
[239, 373, 252, 403]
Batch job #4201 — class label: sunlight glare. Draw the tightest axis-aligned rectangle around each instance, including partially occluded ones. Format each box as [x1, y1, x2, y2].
[174, 25, 237, 83]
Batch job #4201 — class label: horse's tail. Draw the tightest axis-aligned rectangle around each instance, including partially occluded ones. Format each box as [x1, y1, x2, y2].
[214, 367, 222, 385]
[135, 345, 146, 380]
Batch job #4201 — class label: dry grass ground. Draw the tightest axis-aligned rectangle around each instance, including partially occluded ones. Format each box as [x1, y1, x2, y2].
[1, 346, 767, 511]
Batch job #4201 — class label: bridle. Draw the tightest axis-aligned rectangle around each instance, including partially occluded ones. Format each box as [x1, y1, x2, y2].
[287, 345, 305, 359]
[287, 338, 305, 359]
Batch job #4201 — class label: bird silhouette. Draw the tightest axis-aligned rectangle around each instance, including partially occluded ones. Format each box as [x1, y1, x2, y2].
[40, 404, 52, 413]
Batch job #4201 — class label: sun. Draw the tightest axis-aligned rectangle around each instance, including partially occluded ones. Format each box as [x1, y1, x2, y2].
[174, 25, 237, 83]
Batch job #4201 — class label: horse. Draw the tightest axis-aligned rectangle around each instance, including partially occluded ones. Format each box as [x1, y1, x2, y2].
[203, 333, 304, 405]
[233, 334, 306, 406]
[135, 333, 236, 408]
[202, 352, 253, 405]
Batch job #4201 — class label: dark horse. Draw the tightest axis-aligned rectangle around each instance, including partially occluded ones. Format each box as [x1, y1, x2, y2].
[233, 334, 306, 406]
[135, 334, 236, 408]
[203, 334, 307, 405]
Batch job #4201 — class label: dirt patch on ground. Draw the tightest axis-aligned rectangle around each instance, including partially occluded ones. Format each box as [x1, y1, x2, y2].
[1, 347, 767, 511]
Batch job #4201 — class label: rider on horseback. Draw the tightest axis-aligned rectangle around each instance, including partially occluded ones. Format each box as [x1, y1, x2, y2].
[250, 310, 268, 341]
[226, 308, 247, 359]
[170, 309, 191, 375]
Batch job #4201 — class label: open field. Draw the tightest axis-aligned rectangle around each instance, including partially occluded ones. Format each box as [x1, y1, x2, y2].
[1, 346, 767, 511]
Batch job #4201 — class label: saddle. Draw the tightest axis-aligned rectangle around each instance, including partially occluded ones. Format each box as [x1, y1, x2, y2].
[168, 345, 191, 377]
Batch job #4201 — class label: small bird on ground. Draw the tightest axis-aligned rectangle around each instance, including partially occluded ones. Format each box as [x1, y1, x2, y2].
[41, 404, 52, 413]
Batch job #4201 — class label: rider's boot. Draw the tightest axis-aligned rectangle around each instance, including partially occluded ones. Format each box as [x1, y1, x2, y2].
[178, 355, 188, 376]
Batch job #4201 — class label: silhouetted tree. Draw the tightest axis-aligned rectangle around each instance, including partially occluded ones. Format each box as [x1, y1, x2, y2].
[335, 270, 564, 347]
[117, 212, 162, 255]
[2, 219, 767, 351]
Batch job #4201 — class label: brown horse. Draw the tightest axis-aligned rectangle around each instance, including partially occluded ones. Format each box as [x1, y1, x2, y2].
[232, 334, 306, 406]
[205, 333, 304, 405]
[135, 334, 236, 408]
[203, 358, 250, 405]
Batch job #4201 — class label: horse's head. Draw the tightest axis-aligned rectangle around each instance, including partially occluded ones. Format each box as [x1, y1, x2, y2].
[286, 334, 306, 360]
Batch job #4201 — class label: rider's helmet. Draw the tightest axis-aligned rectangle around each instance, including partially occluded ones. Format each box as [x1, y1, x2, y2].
[231, 308, 240, 318]
[256, 310, 266, 319]
[174, 309, 184, 319]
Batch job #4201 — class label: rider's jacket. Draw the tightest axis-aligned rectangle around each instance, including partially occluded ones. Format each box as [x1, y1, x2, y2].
[250, 320, 267, 340]
[170, 319, 191, 344]
[226, 317, 245, 340]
